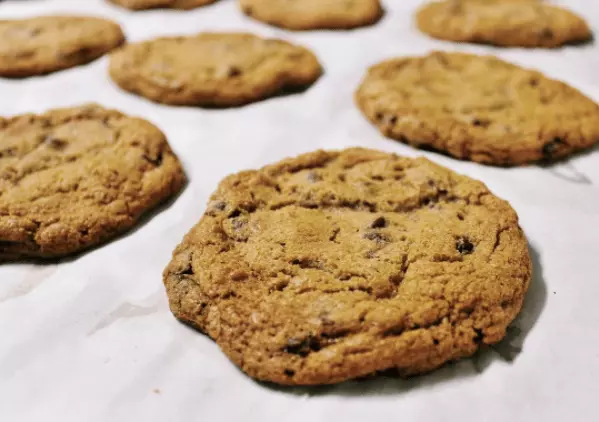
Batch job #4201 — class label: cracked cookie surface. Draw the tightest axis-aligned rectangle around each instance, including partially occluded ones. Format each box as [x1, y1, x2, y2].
[239, 0, 383, 30]
[107, 0, 218, 10]
[416, 0, 591, 47]
[356, 51, 599, 166]
[163, 148, 531, 385]
[109, 32, 322, 107]
[0, 16, 125, 78]
[0, 105, 186, 260]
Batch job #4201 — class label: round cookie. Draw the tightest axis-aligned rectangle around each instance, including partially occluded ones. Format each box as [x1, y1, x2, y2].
[355, 51, 599, 166]
[416, 0, 591, 48]
[239, 0, 383, 31]
[0, 105, 186, 260]
[107, 0, 218, 10]
[163, 148, 532, 385]
[109, 33, 322, 107]
[0, 16, 125, 78]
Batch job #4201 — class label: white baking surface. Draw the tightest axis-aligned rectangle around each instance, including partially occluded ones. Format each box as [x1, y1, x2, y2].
[0, 0, 598, 420]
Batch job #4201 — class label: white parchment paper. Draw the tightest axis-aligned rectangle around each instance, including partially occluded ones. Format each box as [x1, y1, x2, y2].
[1, 1, 598, 421]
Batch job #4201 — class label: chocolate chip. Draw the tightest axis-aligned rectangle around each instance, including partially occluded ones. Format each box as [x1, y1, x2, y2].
[472, 118, 490, 128]
[180, 263, 194, 275]
[540, 28, 554, 39]
[221, 291, 237, 300]
[228, 209, 242, 218]
[299, 200, 318, 209]
[370, 216, 387, 229]
[389, 274, 403, 286]
[44, 135, 67, 150]
[206, 201, 226, 216]
[456, 237, 475, 255]
[227, 66, 242, 78]
[143, 152, 163, 166]
[290, 258, 322, 269]
[283, 336, 320, 356]
[284, 369, 295, 377]
[0, 148, 16, 158]
[230, 270, 248, 281]
[542, 137, 564, 159]
[307, 171, 322, 183]
[542, 142, 557, 158]
[363, 231, 389, 243]
[58, 47, 93, 60]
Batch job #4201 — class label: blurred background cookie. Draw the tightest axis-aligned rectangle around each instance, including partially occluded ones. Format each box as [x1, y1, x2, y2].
[416, 0, 591, 48]
[107, 0, 219, 11]
[356, 51, 599, 165]
[239, 0, 383, 30]
[109, 32, 322, 107]
[0, 16, 125, 78]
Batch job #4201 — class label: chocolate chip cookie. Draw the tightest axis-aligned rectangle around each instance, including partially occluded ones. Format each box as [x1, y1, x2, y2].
[356, 51, 599, 166]
[163, 148, 532, 385]
[416, 0, 591, 47]
[107, 0, 218, 10]
[239, 0, 383, 30]
[0, 105, 186, 260]
[109, 32, 322, 107]
[0, 16, 125, 78]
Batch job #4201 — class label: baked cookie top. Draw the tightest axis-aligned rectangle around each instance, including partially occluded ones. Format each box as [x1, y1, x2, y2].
[107, 0, 218, 11]
[109, 32, 322, 107]
[163, 148, 531, 385]
[355, 51, 599, 166]
[239, 0, 383, 30]
[0, 105, 185, 260]
[416, 0, 591, 48]
[0, 16, 125, 78]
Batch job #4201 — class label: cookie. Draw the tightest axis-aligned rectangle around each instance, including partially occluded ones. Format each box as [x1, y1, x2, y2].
[109, 33, 322, 107]
[416, 0, 591, 48]
[355, 51, 599, 166]
[239, 0, 383, 30]
[107, 0, 218, 11]
[0, 16, 125, 78]
[0, 105, 186, 260]
[163, 148, 532, 385]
